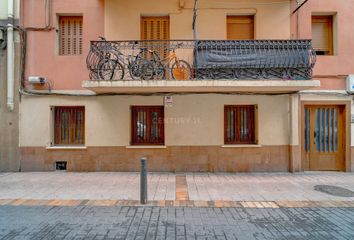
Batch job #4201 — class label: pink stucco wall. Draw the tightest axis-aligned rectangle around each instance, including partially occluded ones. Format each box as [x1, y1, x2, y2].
[22, 0, 104, 90]
[291, 0, 354, 89]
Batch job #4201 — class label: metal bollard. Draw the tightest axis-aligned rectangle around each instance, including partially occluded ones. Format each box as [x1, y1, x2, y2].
[140, 157, 148, 204]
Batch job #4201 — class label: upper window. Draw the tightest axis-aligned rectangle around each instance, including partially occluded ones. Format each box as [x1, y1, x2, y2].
[59, 16, 83, 55]
[227, 16, 254, 40]
[131, 106, 164, 145]
[54, 106, 85, 145]
[312, 16, 333, 55]
[224, 105, 256, 144]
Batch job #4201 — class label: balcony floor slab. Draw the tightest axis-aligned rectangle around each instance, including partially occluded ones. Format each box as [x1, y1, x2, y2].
[82, 80, 320, 94]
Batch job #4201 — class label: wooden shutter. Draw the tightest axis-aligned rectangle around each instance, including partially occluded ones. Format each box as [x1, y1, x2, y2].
[227, 16, 254, 40]
[141, 16, 170, 58]
[59, 16, 83, 55]
[141, 16, 170, 41]
[312, 16, 333, 55]
[54, 107, 85, 145]
[224, 105, 256, 144]
[131, 106, 164, 145]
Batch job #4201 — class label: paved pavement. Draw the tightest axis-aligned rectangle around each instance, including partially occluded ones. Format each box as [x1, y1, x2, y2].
[1, 172, 354, 239]
[1, 205, 354, 240]
[1, 172, 354, 201]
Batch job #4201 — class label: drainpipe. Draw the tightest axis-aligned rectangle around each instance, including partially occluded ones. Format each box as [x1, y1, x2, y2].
[7, 0, 15, 111]
[192, 0, 198, 40]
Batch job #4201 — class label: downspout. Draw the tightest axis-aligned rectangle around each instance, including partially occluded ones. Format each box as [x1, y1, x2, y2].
[193, 0, 198, 77]
[192, 0, 198, 40]
[7, 0, 15, 111]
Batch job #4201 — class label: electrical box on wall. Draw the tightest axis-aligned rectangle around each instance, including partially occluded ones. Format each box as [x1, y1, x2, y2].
[28, 76, 47, 84]
[346, 75, 354, 93]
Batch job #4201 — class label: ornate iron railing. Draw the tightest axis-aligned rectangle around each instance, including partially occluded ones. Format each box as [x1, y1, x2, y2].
[86, 40, 316, 81]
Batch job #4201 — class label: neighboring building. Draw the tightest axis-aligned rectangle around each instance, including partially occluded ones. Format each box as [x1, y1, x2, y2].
[0, 0, 20, 171]
[18, 0, 354, 172]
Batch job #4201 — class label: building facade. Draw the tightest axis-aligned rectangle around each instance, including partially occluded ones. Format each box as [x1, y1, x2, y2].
[17, 0, 354, 172]
[0, 0, 20, 171]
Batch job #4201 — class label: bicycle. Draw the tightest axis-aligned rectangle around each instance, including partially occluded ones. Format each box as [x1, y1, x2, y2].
[127, 45, 155, 80]
[94, 37, 154, 80]
[136, 42, 192, 80]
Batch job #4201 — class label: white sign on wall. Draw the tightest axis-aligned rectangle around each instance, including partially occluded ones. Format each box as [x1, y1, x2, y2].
[164, 96, 173, 107]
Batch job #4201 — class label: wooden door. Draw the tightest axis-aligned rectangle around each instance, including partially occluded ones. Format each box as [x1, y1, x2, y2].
[141, 16, 170, 41]
[303, 106, 345, 171]
[141, 16, 170, 59]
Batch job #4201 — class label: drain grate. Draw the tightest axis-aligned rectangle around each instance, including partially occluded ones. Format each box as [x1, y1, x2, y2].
[314, 185, 354, 198]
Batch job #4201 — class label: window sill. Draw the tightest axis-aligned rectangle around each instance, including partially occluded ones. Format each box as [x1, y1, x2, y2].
[46, 146, 87, 150]
[221, 144, 262, 148]
[126, 145, 167, 149]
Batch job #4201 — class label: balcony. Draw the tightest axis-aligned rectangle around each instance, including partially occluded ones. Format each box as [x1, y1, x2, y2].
[84, 40, 320, 94]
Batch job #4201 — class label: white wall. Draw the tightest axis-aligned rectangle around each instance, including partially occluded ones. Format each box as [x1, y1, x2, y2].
[19, 94, 290, 147]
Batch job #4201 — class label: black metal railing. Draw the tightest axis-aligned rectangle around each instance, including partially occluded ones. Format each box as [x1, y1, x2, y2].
[86, 40, 316, 81]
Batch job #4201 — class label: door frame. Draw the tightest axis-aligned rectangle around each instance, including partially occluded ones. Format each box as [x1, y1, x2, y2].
[301, 101, 351, 172]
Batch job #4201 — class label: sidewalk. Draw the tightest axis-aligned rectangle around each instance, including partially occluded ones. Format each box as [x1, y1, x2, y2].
[1, 172, 354, 204]
[1, 172, 354, 239]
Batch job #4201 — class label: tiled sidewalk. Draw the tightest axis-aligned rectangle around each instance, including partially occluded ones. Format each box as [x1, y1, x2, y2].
[186, 172, 354, 201]
[1, 172, 354, 239]
[1, 172, 354, 205]
[0, 172, 176, 200]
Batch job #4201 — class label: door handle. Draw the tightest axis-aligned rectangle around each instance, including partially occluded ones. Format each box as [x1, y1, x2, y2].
[313, 131, 317, 145]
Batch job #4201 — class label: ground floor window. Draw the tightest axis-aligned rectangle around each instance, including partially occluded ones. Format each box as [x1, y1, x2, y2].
[54, 106, 85, 145]
[131, 106, 164, 145]
[224, 105, 256, 144]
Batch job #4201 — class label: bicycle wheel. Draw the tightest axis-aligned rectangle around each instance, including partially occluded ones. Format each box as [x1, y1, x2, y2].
[98, 59, 124, 80]
[153, 61, 166, 80]
[129, 58, 154, 80]
[135, 49, 165, 80]
[171, 60, 192, 80]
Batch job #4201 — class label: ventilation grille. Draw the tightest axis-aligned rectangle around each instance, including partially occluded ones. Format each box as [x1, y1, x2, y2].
[55, 161, 67, 171]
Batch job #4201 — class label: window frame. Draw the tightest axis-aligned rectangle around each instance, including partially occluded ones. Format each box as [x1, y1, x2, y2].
[131, 106, 165, 146]
[52, 106, 85, 146]
[224, 105, 257, 145]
